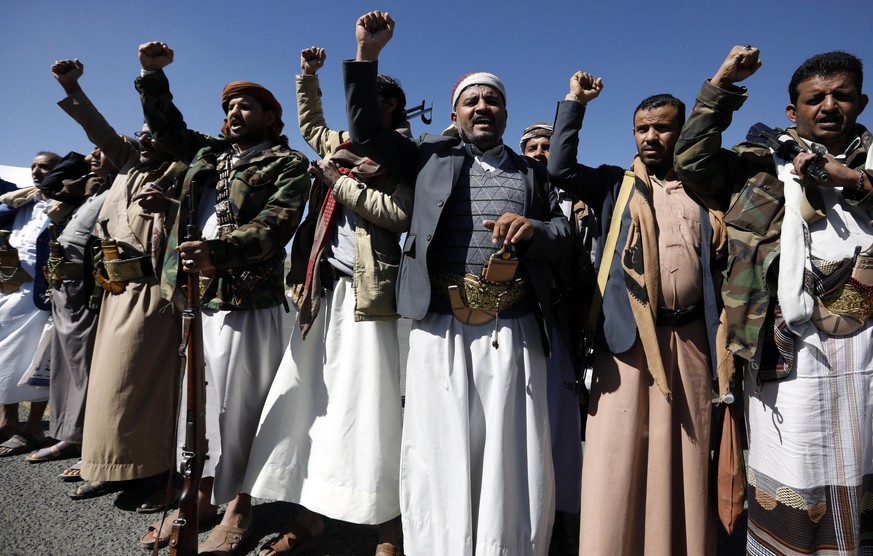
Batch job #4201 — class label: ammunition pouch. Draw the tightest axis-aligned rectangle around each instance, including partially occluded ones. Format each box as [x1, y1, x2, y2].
[227, 253, 283, 305]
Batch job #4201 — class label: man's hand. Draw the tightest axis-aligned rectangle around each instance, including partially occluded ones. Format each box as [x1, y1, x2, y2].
[177, 240, 215, 273]
[567, 71, 603, 105]
[791, 151, 870, 193]
[139, 41, 174, 72]
[301, 47, 326, 75]
[483, 213, 534, 245]
[356, 11, 395, 61]
[132, 185, 170, 214]
[51, 59, 84, 95]
[712, 45, 761, 89]
[307, 159, 342, 187]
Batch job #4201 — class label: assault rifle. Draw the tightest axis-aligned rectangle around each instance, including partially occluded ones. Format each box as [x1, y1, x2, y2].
[167, 180, 207, 556]
[746, 122, 830, 182]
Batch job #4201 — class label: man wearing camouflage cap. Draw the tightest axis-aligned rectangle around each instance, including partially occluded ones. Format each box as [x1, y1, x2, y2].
[136, 41, 310, 553]
[345, 11, 571, 556]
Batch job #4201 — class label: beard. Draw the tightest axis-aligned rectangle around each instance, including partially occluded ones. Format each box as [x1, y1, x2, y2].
[457, 124, 502, 151]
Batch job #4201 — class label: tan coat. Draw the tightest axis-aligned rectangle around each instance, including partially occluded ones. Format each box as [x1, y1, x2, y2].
[59, 91, 181, 481]
[291, 74, 412, 320]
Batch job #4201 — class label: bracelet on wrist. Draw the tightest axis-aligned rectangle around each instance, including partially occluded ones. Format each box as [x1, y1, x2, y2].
[853, 170, 866, 194]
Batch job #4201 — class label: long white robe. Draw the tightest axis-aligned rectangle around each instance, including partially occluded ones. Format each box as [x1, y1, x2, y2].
[244, 277, 403, 525]
[0, 199, 50, 404]
[401, 312, 555, 556]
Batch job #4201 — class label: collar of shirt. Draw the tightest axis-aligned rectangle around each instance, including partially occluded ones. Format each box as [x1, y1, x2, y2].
[463, 142, 510, 172]
[231, 140, 273, 165]
[797, 134, 862, 164]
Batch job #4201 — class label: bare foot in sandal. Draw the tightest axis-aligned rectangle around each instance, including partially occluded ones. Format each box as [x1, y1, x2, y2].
[59, 461, 83, 482]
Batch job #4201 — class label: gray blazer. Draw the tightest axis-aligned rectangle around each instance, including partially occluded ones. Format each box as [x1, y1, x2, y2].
[343, 60, 572, 348]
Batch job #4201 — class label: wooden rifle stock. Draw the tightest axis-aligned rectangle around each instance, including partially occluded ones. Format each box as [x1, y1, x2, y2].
[169, 183, 207, 556]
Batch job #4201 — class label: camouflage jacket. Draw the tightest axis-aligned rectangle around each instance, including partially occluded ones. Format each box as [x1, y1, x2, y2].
[289, 73, 412, 321]
[135, 70, 310, 311]
[674, 80, 873, 363]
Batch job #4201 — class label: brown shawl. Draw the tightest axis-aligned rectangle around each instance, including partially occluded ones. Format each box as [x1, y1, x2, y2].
[621, 157, 731, 398]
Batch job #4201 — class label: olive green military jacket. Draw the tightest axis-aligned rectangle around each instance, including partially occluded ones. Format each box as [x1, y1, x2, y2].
[291, 73, 412, 320]
[674, 79, 873, 364]
[135, 70, 310, 311]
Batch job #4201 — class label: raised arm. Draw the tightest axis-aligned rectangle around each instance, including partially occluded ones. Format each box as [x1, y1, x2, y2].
[674, 46, 768, 206]
[296, 47, 349, 158]
[548, 71, 623, 211]
[52, 59, 138, 171]
[345, 11, 419, 183]
[134, 41, 217, 163]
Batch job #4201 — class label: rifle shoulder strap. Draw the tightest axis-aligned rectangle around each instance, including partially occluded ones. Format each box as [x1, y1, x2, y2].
[584, 170, 635, 335]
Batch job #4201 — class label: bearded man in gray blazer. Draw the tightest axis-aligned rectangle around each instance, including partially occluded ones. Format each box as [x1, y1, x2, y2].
[344, 11, 571, 556]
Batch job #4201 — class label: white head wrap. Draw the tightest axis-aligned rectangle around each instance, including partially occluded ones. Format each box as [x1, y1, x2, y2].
[451, 72, 506, 110]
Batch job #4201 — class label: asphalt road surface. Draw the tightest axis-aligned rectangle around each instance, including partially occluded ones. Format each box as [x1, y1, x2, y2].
[0, 315, 746, 555]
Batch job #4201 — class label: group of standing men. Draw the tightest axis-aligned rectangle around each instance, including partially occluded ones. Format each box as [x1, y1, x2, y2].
[0, 8, 870, 556]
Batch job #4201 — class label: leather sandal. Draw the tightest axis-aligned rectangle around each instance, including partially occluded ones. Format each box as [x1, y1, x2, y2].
[26, 440, 80, 463]
[140, 510, 178, 550]
[139, 507, 218, 549]
[375, 542, 401, 556]
[199, 523, 251, 555]
[68, 480, 119, 500]
[259, 521, 323, 556]
[0, 432, 48, 457]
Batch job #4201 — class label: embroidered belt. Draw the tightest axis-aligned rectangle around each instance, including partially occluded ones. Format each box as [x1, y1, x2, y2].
[819, 278, 873, 319]
[0, 265, 33, 293]
[44, 258, 84, 283]
[430, 269, 529, 315]
[0, 244, 33, 293]
[811, 251, 873, 336]
[103, 256, 154, 283]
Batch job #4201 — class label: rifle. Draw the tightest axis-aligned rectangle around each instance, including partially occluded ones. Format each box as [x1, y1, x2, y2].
[746, 122, 830, 182]
[404, 99, 433, 125]
[168, 181, 207, 556]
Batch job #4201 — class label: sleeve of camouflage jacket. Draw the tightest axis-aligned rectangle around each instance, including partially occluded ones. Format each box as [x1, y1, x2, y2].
[297, 74, 350, 159]
[135, 69, 219, 164]
[332, 174, 412, 234]
[205, 151, 310, 268]
[58, 90, 138, 172]
[673, 80, 768, 208]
